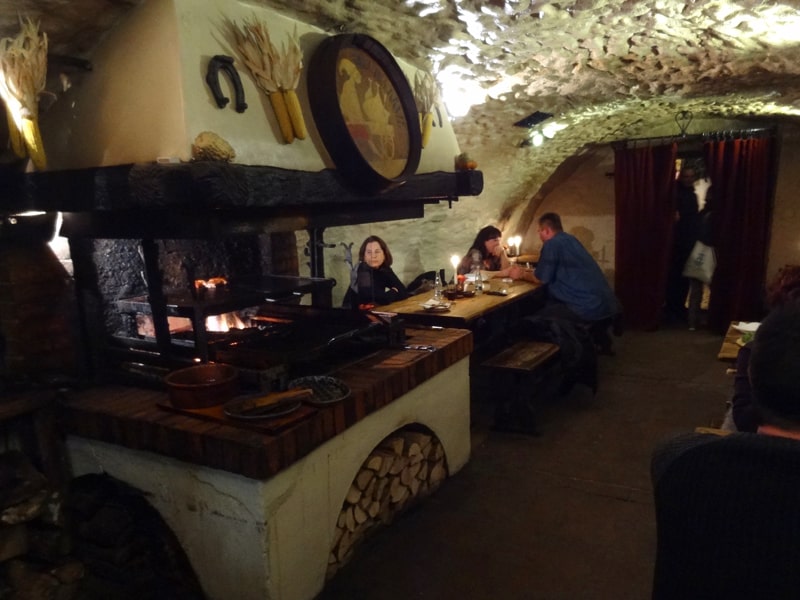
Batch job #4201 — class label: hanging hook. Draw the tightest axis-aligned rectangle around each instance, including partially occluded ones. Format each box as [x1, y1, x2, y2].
[675, 110, 693, 137]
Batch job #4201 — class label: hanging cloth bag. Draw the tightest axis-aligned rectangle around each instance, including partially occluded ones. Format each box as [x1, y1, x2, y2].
[682, 240, 717, 284]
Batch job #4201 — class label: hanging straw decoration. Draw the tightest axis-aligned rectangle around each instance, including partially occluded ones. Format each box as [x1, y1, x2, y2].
[230, 18, 305, 144]
[0, 17, 48, 169]
[414, 71, 438, 148]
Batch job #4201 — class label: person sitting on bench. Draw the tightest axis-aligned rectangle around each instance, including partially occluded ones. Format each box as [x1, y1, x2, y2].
[529, 212, 622, 354]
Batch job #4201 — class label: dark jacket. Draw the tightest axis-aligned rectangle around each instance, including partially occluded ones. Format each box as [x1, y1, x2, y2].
[344, 262, 408, 308]
[731, 344, 759, 432]
[520, 315, 598, 395]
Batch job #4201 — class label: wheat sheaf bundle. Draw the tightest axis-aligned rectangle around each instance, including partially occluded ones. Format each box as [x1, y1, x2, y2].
[0, 17, 48, 169]
[414, 71, 438, 148]
[231, 18, 305, 144]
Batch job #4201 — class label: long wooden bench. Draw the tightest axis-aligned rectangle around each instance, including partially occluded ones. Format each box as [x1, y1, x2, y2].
[479, 340, 561, 434]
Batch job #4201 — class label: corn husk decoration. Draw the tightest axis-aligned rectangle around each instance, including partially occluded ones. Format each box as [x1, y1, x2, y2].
[414, 71, 438, 149]
[231, 19, 305, 144]
[0, 17, 48, 169]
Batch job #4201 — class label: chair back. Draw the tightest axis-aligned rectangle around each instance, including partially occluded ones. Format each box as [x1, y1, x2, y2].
[652, 433, 800, 599]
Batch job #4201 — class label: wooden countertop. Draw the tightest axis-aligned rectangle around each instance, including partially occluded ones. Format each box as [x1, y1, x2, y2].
[380, 280, 544, 328]
[57, 327, 473, 480]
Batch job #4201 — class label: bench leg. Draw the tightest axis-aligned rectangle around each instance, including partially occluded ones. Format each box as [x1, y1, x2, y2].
[492, 373, 539, 436]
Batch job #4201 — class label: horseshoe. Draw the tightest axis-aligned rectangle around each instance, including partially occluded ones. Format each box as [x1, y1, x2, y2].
[205, 55, 247, 113]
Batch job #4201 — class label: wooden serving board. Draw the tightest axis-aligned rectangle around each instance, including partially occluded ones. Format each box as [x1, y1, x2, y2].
[157, 401, 317, 435]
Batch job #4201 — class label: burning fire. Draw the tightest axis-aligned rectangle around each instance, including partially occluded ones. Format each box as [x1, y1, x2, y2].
[206, 312, 248, 332]
[192, 277, 249, 332]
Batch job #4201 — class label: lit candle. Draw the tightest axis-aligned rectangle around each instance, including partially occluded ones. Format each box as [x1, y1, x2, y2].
[450, 255, 460, 284]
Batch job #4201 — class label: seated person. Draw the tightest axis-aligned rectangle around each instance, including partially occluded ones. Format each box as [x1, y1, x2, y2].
[343, 235, 408, 308]
[728, 264, 800, 432]
[528, 213, 620, 350]
[457, 225, 523, 280]
[650, 301, 800, 598]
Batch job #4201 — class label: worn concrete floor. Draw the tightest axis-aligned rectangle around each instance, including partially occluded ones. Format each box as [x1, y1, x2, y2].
[317, 324, 730, 600]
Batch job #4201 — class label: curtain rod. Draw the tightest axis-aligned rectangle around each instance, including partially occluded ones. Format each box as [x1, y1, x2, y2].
[612, 126, 777, 149]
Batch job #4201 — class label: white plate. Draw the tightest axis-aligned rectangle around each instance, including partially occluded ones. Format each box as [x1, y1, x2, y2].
[420, 299, 452, 311]
[732, 322, 760, 334]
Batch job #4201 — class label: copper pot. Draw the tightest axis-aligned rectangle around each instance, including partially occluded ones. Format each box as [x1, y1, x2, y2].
[164, 363, 239, 409]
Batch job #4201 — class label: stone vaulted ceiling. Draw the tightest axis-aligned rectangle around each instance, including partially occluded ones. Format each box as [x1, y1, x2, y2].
[4, 0, 800, 208]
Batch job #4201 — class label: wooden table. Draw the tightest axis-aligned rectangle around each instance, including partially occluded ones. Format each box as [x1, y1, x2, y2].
[381, 279, 546, 367]
[718, 322, 748, 362]
[380, 279, 544, 329]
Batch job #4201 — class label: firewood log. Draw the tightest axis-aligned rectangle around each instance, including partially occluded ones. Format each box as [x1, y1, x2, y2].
[345, 484, 361, 505]
[355, 469, 374, 490]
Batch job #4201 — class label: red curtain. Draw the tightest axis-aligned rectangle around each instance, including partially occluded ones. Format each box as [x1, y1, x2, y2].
[614, 143, 677, 330]
[704, 136, 776, 333]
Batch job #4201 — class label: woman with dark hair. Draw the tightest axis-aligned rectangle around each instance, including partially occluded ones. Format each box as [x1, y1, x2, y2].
[457, 225, 518, 278]
[343, 235, 408, 309]
[727, 264, 800, 431]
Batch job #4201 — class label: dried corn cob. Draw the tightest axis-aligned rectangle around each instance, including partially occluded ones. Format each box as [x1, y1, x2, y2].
[283, 89, 306, 140]
[231, 18, 306, 143]
[280, 31, 305, 140]
[5, 108, 26, 158]
[0, 17, 48, 169]
[269, 90, 293, 144]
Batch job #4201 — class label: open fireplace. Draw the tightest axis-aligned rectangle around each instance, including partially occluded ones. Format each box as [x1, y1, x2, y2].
[0, 159, 479, 600]
[0, 4, 485, 595]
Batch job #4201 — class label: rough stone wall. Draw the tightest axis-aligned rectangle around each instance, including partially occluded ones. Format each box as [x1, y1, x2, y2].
[6, 0, 800, 304]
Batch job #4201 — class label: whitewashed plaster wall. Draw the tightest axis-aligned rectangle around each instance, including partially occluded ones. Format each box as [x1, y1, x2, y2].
[768, 135, 800, 279]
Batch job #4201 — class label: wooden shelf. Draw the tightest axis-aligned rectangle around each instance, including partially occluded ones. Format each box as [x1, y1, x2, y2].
[0, 163, 484, 236]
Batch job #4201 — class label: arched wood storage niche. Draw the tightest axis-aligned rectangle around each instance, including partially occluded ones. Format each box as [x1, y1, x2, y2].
[327, 424, 448, 579]
[63, 348, 472, 600]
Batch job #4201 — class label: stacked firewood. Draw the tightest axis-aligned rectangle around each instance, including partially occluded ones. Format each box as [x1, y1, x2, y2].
[327, 429, 448, 579]
[0, 461, 205, 599]
[0, 451, 83, 599]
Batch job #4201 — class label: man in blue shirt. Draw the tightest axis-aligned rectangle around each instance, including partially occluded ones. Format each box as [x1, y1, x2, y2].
[533, 212, 620, 325]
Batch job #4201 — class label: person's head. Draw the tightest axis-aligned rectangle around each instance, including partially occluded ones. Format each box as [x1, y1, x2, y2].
[469, 225, 502, 258]
[359, 235, 393, 269]
[537, 212, 563, 243]
[677, 167, 697, 188]
[766, 265, 800, 309]
[749, 302, 800, 430]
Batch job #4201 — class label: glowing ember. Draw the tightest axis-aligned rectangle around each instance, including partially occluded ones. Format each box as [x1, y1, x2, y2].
[194, 277, 228, 292]
[206, 312, 247, 332]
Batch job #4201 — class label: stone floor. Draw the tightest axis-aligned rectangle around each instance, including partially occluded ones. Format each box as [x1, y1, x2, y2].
[317, 323, 731, 600]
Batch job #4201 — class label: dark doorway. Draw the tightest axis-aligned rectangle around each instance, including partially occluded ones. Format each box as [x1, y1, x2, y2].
[614, 131, 777, 334]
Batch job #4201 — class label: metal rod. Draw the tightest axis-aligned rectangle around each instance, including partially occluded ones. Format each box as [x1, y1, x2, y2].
[140, 239, 173, 357]
[613, 126, 776, 149]
[307, 228, 333, 279]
